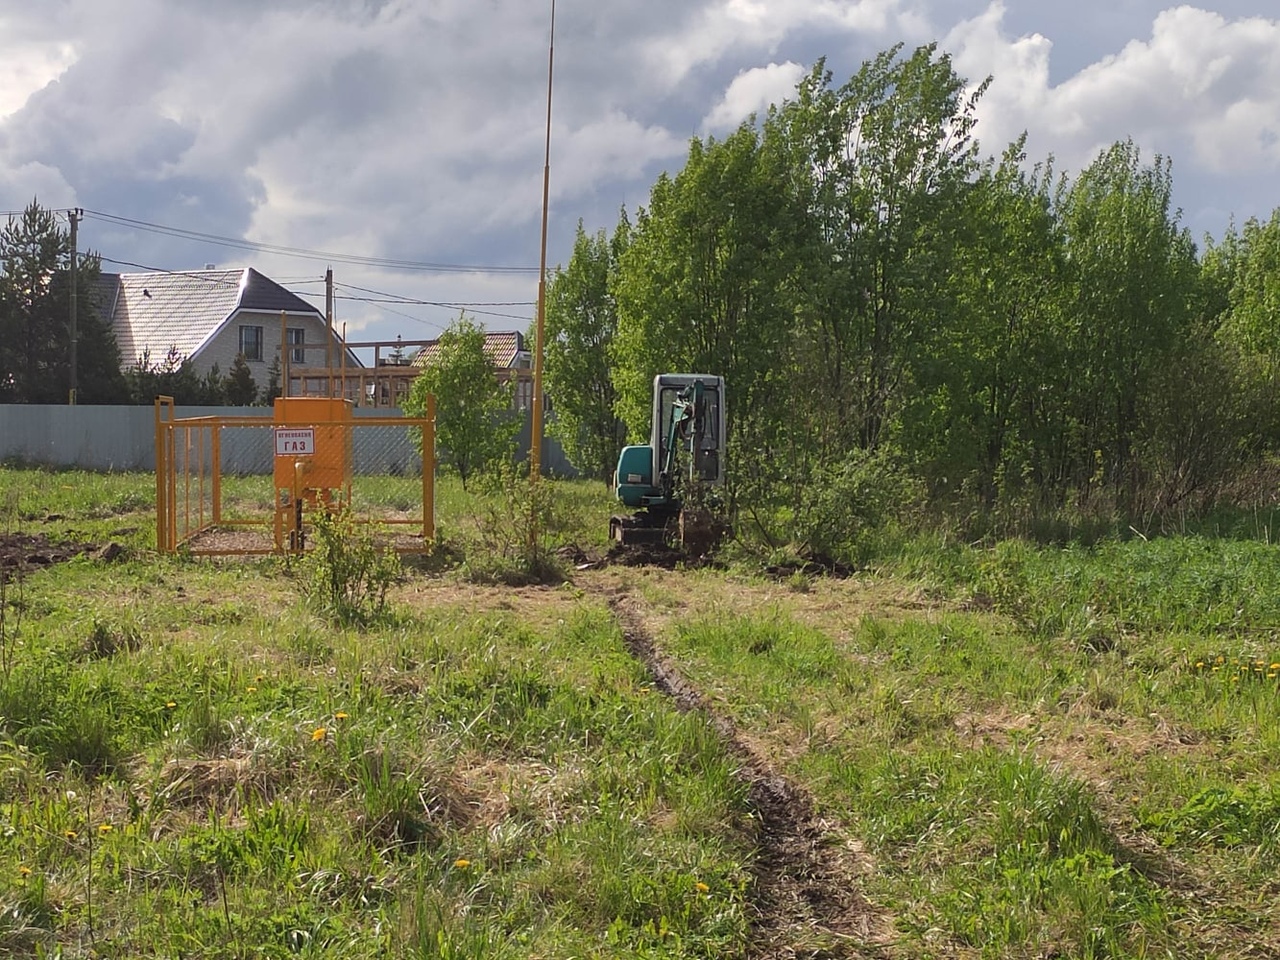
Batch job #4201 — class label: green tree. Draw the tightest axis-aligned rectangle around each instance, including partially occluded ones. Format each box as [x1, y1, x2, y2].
[612, 125, 799, 436]
[0, 201, 126, 403]
[1055, 140, 1199, 507]
[1215, 210, 1280, 356]
[902, 141, 1065, 504]
[404, 315, 518, 489]
[543, 214, 630, 481]
[263, 354, 283, 404]
[224, 354, 258, 405]
[769, 44, 989, 454]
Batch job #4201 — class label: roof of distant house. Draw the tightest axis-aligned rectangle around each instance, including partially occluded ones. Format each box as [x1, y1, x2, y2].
[410, 330, 527, 370]
[96, 267, 325, 366]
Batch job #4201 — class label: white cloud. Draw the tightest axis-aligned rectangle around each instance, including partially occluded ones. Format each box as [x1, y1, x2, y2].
[643, 0, 922, 88]
[703, 61, 807, 130]
[948, 2, 1280, 176]
[2, 0, 1278, 341]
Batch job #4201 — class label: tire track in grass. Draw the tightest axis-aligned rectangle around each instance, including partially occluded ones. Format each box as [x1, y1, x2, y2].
[604, 592, 894, 960]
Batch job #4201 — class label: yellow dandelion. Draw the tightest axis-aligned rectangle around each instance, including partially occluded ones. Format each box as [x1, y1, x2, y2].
[1231, 676, 1240, 683]
[1269, 673, 1277, 679]
[98, 824, 113, 834]
[255, 674, 265, 682]
[1195, 661, 1205, 669]
[165, 701, 177, 709]
[1271, 663, 1280, 671]
[695, 881, 710, 893]
[334, 711, 349, 720]
[454, 858, 471, 869]
[18, 866, 31, 876]
[63, 830, 77, 839]
[311, 727, 327, 742]
[246, 686, 257, 693]
[1213, 666, 1221, 672]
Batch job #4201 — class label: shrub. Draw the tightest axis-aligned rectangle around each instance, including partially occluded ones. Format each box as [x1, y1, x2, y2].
[795, 448, 925, 565]
[303, 510, 401, 627]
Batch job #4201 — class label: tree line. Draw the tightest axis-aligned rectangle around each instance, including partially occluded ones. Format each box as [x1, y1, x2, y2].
[543, 42, 1280, 550]
[0, 201, 278, 406]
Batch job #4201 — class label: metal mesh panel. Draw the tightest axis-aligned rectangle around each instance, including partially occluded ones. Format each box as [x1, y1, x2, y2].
[156, 399, 434, 555]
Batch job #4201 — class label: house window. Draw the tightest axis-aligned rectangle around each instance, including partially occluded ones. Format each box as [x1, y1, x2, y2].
[287, 327, 305, 364]
[239, 325, 264, 361]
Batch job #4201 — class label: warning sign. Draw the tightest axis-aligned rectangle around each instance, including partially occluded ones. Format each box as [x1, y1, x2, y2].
[275, 428, 315, 456]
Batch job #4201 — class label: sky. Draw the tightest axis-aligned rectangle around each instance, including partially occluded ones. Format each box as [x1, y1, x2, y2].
[1, 0, 1278, 357]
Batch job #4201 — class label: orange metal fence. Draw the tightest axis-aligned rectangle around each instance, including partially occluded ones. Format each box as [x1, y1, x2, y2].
[155, 395, 435, 555]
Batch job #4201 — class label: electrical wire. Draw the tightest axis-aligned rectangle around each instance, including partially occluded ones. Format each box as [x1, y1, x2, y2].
[84, 209, 541, 275]
[97, 257, 532, 323]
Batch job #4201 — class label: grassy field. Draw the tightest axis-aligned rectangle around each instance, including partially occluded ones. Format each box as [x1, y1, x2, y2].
[2, 467, 1280, 958]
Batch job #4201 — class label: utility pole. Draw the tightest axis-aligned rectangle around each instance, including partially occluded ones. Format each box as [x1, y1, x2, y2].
[530, 0, 555, 480]
[68, 208, 82, 405]
[325, 267, 334, 397]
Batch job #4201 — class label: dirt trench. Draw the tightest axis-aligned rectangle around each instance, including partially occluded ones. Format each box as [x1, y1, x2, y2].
[604, 592, 893, 960]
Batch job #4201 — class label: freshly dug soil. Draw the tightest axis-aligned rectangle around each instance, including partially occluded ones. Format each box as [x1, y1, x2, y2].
[0, 532, 97, 578]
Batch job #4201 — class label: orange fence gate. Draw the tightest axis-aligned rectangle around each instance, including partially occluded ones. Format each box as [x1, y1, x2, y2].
[154, 395, 435, 555]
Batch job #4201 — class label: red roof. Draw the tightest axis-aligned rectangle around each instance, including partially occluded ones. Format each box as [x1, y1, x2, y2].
[410, 330, 525, 369]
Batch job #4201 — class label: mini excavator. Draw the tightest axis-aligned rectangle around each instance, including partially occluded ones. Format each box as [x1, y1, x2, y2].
[610, 374, 727, 555]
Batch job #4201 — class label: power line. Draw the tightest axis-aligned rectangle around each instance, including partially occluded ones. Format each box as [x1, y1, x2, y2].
[336, 279, 535, 307]
[83, 209, 541, 275]
[97, 256, 532, 323]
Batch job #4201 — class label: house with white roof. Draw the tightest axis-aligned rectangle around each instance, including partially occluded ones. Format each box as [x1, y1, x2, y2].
[96, 267, 359, 392]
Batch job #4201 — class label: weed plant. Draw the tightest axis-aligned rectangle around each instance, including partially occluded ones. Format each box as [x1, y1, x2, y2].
[302, 509, 401, 627]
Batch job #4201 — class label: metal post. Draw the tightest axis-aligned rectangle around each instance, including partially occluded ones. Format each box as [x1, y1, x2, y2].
[325, 267, 334, 397]
[280, 310, 289, 398]
[424, 393, 436, 541]
[530, 0, 555, 481]
[68, 209, 81, 405]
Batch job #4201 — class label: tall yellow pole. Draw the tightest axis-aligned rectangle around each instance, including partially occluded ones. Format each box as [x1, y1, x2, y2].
[530, 0, 555, 481]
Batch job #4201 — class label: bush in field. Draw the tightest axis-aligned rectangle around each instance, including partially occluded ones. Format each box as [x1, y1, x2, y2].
[303, 510, 400, 627]
[463, 466, 565, 585]
[795, 448, 925, 565]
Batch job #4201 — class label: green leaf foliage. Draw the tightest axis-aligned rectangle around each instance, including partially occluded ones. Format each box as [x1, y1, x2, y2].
[543, 215, 629, 481]
[404, 315, 519, 490]
[0, 201, 127, 403]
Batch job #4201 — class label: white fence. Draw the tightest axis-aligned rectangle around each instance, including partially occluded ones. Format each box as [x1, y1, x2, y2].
[0, 405, 575, 476]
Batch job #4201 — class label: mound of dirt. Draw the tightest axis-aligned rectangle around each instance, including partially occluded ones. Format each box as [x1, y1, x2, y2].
[0, 532, 100, 579]
[604, 540, 686, 569]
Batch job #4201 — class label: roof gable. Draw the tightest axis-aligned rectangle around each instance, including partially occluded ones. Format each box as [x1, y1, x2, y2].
[101, 267, 324, 366]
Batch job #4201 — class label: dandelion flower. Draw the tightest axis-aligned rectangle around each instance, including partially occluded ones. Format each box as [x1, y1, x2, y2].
[334, 711, 349, 720]
[311, 727, 327, 742]
[1195, 661, 1205, 669]
[246, 686, 257, 693]
[1271, 663, 1280, 671]
[18, 866, 31, 876]
[165, 701, 177, 709]
[255, 674, 265, 682]
[695, 881, 710, 893]
[98, 824, 113, 834]
[63, 830, 77, 839]
[454, 858, 471, 869]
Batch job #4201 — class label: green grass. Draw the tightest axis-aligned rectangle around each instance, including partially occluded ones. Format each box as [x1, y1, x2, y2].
[8, 466, 1280, 957]
[0, 469, 746, 957]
